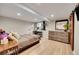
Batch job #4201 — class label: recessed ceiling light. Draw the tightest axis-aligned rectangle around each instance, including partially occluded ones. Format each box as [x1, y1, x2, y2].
[50, 14, 54, 17]
[17, 13, 21, 16]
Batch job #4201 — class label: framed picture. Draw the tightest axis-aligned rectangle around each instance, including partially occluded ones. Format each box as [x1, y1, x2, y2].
[34, 21, 46, 31]
[55, 19, 68, 30]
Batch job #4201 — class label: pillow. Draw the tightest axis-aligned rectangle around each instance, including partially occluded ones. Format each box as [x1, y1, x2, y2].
[8, 33, 18, 42]
[11, 32, 20, 39]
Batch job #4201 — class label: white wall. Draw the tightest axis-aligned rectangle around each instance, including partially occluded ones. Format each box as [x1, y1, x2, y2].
[73, 12, 79, 54]
[42, 21, 55, 39]
[43, 20, 64, 39]
[0, 16, 34, 35]
[47, 21, 55, 31]
[43, 20, 66, 39]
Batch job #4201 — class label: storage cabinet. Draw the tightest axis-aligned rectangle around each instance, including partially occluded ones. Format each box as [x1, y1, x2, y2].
[49, 31, 69, 43]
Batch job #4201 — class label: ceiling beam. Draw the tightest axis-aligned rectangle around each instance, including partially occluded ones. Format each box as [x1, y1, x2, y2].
[14, 3, 49, 22]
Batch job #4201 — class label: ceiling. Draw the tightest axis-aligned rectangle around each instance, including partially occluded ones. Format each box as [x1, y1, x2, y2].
[0, 3, 76, 22]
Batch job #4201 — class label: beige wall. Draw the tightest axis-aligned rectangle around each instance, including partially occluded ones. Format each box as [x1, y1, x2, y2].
[0, 16, 34, 35]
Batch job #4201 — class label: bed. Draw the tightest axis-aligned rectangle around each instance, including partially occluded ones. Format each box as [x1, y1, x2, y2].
[17, 34, 40, 54]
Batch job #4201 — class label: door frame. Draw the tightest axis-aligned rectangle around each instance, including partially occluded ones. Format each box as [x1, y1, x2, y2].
[69, 11, 74, 51]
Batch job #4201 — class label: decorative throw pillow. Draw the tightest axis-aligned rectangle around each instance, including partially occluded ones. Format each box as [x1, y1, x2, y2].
[8, 33, 18, 42]
[11, 32, 20, 39]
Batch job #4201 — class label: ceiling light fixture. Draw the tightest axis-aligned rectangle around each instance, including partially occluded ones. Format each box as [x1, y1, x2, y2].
[17, 13, 21, 16]
[50, 14, 54, 17]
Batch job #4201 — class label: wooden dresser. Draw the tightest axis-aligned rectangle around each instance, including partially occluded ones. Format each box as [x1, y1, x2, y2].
[49, 31, 69, 43]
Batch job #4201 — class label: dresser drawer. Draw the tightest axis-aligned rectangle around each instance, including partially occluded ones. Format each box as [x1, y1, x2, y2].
[49, 31, 69, 43]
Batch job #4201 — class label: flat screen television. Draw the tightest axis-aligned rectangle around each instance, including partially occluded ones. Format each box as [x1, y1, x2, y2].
[75, 6, 79, 21]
